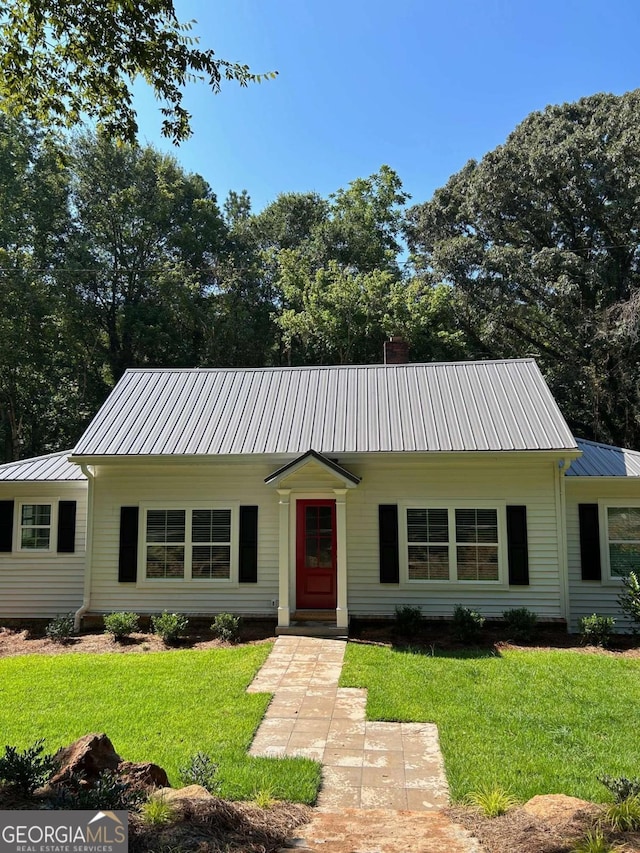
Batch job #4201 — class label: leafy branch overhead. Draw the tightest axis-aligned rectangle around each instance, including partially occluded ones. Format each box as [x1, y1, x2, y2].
[0, 0, 277, 143]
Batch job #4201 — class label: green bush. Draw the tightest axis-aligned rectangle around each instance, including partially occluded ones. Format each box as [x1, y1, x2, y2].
[452, 605, 485, 644]
[178, 752, 220, 794]
[600, 795, 640, 832]
[394, 605, 423, 639]
[619, 571, 640, 632]
[502, 607, 538, 643]
[211, 613, 241, 643]
[598, 774, 640, 803]
[579, 614, 615, 648]
[103, 611, 140, 640]
[141, 795, 177, 826]
[45, 613, 75, 643]
[150, 611, 189, 644]
[0, 739, 55, 794]
[465, 785, 519, 817]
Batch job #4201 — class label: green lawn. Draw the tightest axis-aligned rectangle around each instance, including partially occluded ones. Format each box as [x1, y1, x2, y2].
[0, 645, 321, 803]
[341, 644, 640, 803]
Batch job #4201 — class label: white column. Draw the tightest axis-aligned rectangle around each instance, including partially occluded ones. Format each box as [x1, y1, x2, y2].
[334, 489, 349, 629]
[277, 489, 291, 627]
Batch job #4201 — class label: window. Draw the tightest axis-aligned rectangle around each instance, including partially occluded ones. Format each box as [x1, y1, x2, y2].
[144, 507, 233, 581]
[607, 507, 640, 578]
[20, 504, 52, 550]
[146, 510, 186, 578]
[406, 506, 501, 582]
[192, 509, 231, 579]
[455, 508, 499, 581]
[407, 508, 449, 580]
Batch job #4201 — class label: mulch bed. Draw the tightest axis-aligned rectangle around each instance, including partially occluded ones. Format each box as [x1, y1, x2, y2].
[0, 621, 276, 657]
[450, 805, 640, 853]
[0, 786, 311, 853]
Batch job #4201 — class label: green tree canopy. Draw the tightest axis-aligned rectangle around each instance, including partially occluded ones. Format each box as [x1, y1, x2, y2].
[0, 1, 276, 143]
[406, 90, 640, 448]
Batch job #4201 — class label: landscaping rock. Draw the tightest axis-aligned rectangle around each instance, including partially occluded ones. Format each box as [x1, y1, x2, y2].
[152, 785, 216, 803]
[522, 794, 600, 829]
[50, 733, 120, 787]
[117, 761, 169, 790]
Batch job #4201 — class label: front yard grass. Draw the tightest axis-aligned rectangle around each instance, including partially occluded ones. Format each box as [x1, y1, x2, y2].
[0, 645, 320, 803]
[341, 644, 640, 803]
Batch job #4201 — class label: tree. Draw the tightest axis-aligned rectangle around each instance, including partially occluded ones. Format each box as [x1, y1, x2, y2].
[66, 132, 228, 381]
[0, 1, 276, 143]
[406, 90, 640, 448]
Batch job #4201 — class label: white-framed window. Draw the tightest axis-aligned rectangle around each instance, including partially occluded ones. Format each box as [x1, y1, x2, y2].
[404, 504, 504, 584]
[142, 505, 235, 582]
[19, 503, 53, 551]
[603, 505, 640, 580]
[407, 508, 449, 580]
[455, 508, 499, 581]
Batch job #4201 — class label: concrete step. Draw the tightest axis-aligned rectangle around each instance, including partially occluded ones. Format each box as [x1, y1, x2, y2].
[276, 621, 348, 639]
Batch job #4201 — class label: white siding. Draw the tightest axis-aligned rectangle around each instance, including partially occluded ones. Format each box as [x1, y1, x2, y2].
[0, 482, 87, 618]
[88, 457, 564, 621]
[89, 462, 280, 616]
[344, 457, 563, 619]
[566, 478, 640, 632]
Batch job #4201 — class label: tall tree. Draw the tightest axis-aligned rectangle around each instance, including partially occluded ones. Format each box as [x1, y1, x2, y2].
[67, 133, 228, 382]
[406, 90, 640, 448]
[0, 1, 276, 143]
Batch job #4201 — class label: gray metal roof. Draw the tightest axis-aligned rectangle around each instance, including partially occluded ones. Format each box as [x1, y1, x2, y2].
[0, 451, 86, 481]
[568, 439, 640, 477]
[72, 359, 577, 457]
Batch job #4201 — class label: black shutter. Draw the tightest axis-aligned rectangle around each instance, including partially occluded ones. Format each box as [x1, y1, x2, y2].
[379, 504, 399, 583]
[506, 505, 529, 585]
[57, 501, 77, 553]
[0, 500, 14, 552]
[579, 503, 601, 581]
[239, 505, 258, 583]
[118, 506, 139, 582]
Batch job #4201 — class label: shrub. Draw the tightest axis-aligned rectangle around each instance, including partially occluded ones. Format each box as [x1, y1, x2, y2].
[103, 611, 140, 640]
[253, 786, 277, 808]
[452, 605, 485, 644]
[151, 611, 189, 644]
[394, 605, 423, 639]
[598, 774, 640, 803]
[45, 613, 74, 643]
[51, 770, 143, 810]
[570, 830, 619, 853]
[0, 739, 55, 794]
[141, 795, 177, 826]
[465, 785, 519, 817]
[502, 607, 538, 643]
[211, 612, 241, 644]
[600, 795, 640, 832]
[579, 614, 615, 648]
[178, 752, 220, 794]
[618, 571, 640, 632]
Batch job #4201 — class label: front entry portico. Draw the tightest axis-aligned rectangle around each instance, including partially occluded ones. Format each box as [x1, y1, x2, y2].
[264, 450, 360, 630]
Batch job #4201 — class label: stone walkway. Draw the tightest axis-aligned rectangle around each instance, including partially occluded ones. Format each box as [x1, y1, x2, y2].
[248, 636, 449, 811]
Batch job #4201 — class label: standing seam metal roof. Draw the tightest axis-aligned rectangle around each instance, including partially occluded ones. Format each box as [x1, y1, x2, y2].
[568, 439, 640, 476]
[71, 359, 577, 457]
[0, 451, 86, 481]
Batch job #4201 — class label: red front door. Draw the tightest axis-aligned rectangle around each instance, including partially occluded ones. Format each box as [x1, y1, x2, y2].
[296, 499, 337, 609]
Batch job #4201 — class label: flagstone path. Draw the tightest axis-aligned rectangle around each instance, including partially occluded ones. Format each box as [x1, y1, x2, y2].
[248, 635, 449, 810]
[248, 636, 481, 852]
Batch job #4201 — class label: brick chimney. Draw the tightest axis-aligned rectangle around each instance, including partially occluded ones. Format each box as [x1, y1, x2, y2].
[383, 336, 409, 365]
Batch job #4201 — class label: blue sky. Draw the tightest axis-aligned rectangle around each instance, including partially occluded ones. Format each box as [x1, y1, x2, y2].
[134, 0, 640, 214]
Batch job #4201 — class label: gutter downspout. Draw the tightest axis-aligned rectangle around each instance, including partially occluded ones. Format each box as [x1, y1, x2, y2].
[74, 464, 95, 632]
[555, 457, 572, 631]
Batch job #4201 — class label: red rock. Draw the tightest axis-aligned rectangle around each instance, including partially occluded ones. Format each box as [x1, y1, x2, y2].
[117, 761, 169, 790]
[50, 733, 120, 787]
